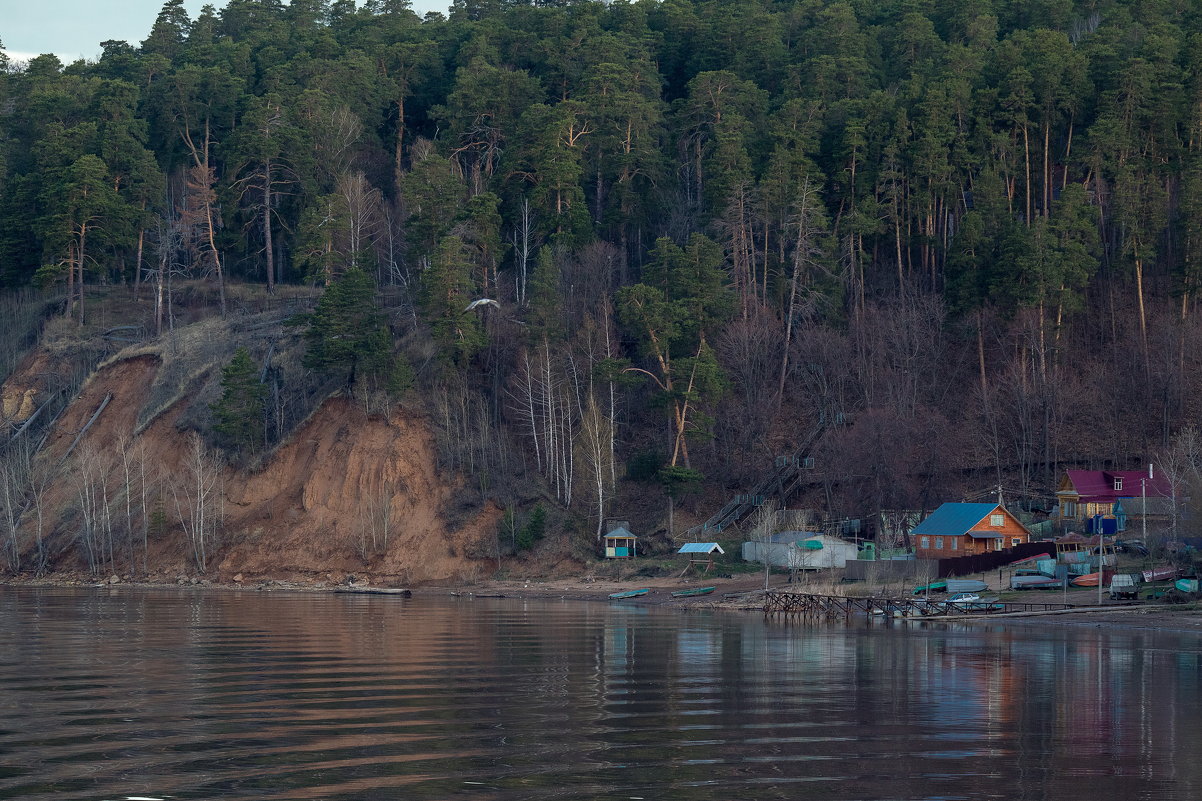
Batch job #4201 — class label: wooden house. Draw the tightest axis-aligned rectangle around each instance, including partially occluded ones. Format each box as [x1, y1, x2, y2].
[910, 502, 1032, 559]
[1054, 469, 1174, 528]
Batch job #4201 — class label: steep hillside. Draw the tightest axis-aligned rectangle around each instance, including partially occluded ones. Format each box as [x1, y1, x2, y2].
[218, 396, 499, 583]
[2, 342, 498, 584]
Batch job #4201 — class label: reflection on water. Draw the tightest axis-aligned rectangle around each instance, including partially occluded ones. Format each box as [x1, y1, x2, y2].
[1, 588, 1200, 800]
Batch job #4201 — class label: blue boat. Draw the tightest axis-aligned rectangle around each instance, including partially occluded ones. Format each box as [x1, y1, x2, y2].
[671, 586, 715, 598]
[609, 588, 651, 600]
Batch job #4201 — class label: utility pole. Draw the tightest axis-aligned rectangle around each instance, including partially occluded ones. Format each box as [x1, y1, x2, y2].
[1142, 474, 1147, 544]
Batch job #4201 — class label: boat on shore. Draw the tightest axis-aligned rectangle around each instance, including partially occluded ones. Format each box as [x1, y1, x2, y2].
[609, 588, 651, 600]
[1071, 571, 1114, 587]
[671, 586, 716, 598]
[1011, 575, 1061, 590]
[1144, 567, 1179, 582]
[945, 579, 990, 594]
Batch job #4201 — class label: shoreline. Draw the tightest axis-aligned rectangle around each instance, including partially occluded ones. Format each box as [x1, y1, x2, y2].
[5, 572, 1202, 635]
[0, 570, 773, 610]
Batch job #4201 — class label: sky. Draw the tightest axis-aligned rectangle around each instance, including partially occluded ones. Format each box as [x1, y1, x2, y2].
[1, 1, 448, 63]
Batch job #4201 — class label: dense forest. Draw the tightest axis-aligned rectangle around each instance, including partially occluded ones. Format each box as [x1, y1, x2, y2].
[4, 0, 1202, 546]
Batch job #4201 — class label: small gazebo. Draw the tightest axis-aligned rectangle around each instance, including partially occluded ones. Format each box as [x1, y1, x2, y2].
[677, 542, 726, 575]
[604, 527, 638, 558]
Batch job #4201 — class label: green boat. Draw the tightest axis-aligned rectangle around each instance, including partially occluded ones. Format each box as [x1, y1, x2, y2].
[1175, 578, 1199, 594]
[608, 588, 651, 600]
[671, 586, 716, 598]
[913, 580, 948, 595]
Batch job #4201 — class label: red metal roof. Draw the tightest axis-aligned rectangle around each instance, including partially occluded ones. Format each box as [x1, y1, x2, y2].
[1064, 469, 1173, 502]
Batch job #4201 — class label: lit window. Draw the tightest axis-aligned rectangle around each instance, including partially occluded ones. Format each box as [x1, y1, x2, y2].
[990, 514, 1004, 527]
[1114, 477, 1123, 491]
[935, 537, 944, 549]
[921, 536, 930, 549]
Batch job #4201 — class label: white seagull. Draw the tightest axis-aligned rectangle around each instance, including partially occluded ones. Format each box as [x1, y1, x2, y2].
[464, 298, 501, 312]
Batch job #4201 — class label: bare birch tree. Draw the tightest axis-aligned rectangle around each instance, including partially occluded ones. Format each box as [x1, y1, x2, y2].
[0, 448, 25, 572]
[579, 393, 615, 541]
[356, 481, 400, 560]
[172, 433, 223, 573]
[509, 197, 535, 306]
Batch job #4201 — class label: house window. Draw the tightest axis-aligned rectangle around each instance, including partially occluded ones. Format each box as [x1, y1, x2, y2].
[1114, 477, 1123, 491]
[1011, 538, 1022, 547]
[935, 537, 944, 550]
[920, 536, 930, 549]
[1063, 502, 1076, 517]
[951, 539, 958, 551]
[990, 514, 1004, 527]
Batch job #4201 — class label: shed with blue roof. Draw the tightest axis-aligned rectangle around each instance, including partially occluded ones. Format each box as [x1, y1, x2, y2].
[910, 503, 1031, 558]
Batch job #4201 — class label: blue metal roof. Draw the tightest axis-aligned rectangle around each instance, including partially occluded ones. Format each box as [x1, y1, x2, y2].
[911, 503, 998, 537]
[679, 542, 725, 554]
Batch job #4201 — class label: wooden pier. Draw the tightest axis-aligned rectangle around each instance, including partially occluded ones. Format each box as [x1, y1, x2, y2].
[763, 591, 1074, 620]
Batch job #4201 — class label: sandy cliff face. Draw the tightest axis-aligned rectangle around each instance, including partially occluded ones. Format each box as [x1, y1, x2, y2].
[5, 350, 494, 584]
[219, 397, 496, 583]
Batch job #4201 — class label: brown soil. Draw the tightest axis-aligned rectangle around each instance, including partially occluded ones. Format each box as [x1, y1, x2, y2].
[1, 349, 55, 422]
[218, 398, 499, 584]
[8, 350, 497, 585]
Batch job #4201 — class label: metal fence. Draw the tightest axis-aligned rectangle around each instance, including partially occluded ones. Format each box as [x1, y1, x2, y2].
[936, 541, 1058, 578]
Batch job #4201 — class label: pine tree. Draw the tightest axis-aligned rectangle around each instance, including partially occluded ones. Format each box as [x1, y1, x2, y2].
[303, 267, 393, 386]
[421, 236, 486, 365]
[211, 347, 267, 455]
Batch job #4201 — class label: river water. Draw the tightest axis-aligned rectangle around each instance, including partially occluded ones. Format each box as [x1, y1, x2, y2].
[1, 588, 1200, 800]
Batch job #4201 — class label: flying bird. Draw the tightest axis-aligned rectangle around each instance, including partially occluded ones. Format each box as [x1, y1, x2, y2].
[464, 298, 501, 312]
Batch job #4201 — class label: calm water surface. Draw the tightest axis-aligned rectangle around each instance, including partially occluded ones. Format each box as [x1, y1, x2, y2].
[1, 588, 1200, 800]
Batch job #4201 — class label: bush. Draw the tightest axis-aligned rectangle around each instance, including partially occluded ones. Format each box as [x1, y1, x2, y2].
[515, 504, 547, 551]
[658, 465, 702, 499]
[626, 449, 664, 482]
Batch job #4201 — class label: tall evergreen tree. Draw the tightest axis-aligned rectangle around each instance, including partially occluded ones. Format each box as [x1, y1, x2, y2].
[303, 267, 393, 386]
[211, 347, 267, 455]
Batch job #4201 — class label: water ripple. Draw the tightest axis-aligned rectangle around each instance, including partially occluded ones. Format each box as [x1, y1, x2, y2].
[1, 589, 1200, 800]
